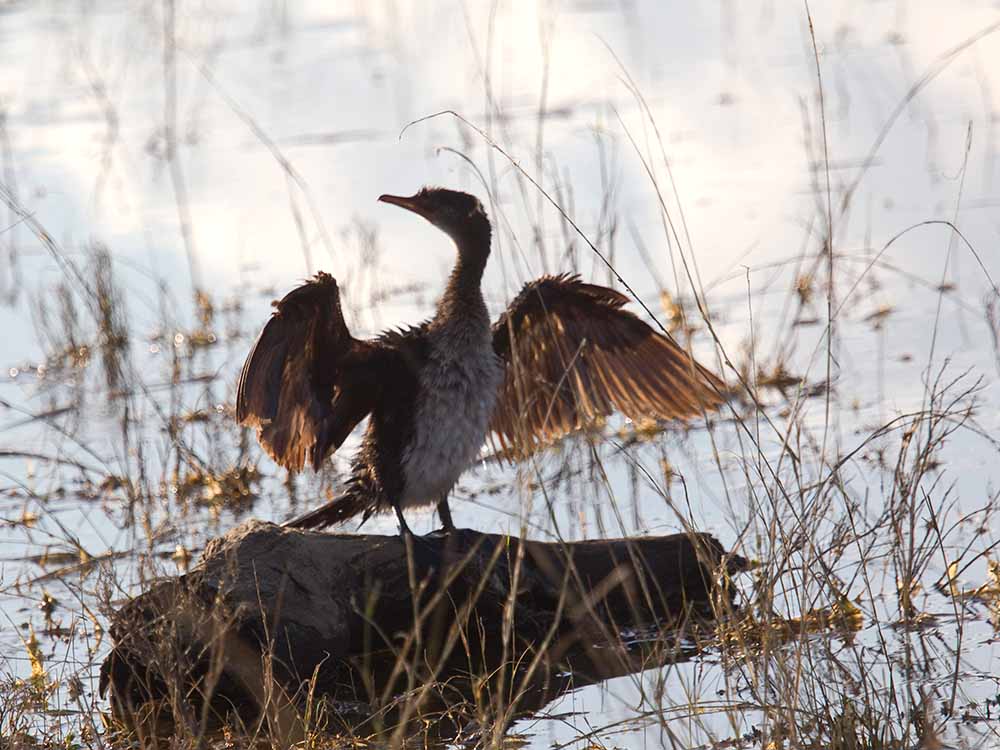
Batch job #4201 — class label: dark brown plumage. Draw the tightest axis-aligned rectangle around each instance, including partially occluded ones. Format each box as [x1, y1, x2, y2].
[236, 187, 725, 535]
[237, 274, 431, 532]
[237, 273, 371, 472]
[490, 274, 725, 457]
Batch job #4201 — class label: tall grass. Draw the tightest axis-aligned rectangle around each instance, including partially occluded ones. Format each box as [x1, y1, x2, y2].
[1, 1, 999, 749]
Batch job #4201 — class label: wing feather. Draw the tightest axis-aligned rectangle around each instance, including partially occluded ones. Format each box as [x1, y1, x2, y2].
[491, 274, 725, 456]
[237, 272, 377, 471]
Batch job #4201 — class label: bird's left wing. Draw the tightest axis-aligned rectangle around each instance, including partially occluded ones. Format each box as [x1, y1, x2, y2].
[237, 272, 378, 471]
[490, 274, 725, 456]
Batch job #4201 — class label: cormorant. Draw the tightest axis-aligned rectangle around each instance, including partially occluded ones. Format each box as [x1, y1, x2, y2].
[236, 187, 724, 535]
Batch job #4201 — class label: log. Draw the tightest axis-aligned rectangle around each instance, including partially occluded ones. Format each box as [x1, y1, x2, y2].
[100, 521, 745, 745]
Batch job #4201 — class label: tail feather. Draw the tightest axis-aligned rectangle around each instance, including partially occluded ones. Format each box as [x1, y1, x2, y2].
[283, 492, 372, 530]
[282, 467, 381, 530]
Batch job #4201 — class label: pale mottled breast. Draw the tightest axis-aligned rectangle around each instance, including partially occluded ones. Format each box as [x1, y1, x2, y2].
[399, 317, 503, 508]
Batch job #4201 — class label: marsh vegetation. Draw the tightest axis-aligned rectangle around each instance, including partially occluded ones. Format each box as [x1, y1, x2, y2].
[1, 1, 999, 748]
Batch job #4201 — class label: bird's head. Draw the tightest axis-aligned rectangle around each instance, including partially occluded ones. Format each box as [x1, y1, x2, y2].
[378, 187, 491, 256]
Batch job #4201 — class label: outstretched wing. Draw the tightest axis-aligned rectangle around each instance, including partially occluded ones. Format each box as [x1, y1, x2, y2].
[490, 274, 725, 456]
[237, 272, 377, 471]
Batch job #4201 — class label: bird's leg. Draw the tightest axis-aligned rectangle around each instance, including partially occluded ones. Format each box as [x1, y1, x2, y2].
[393, 501, 415, 538]
[436, 495, 456, 534]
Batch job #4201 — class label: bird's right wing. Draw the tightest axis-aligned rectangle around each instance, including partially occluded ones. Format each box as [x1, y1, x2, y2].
[237, 272, 378, 471]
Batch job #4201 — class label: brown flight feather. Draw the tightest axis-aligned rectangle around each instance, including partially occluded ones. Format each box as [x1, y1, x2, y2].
[490, 274, 725, 457]
[236, 272, 378, 472]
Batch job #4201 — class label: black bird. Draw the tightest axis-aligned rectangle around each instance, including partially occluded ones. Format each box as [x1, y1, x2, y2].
[236, 187, 724, 535]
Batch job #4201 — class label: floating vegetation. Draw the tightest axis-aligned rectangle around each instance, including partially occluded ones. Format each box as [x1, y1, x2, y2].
[717, 598, 865, 655]
[173, 465, 261, 514]
[940, 559, 1000, 629]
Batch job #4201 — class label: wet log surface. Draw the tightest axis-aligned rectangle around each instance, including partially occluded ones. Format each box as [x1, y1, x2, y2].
[100, 520, 746, 744]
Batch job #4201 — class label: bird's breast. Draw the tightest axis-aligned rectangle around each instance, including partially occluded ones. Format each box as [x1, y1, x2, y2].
[399, 324, 502, 508]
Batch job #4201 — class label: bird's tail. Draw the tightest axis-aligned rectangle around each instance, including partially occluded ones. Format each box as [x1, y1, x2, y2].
[282, 467, 380, 530]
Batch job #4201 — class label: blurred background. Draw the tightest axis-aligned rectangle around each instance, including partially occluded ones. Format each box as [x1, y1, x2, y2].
[1, 0, 1000, 747]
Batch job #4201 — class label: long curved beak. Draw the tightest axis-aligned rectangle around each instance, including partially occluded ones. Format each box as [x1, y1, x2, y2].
[378, 193, 428, 218]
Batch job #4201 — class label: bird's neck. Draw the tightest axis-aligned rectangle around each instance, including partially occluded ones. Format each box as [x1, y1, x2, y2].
[436, 232, 490, 322]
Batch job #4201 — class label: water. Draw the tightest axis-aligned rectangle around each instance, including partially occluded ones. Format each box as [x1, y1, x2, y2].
[1, 0, 999, 746]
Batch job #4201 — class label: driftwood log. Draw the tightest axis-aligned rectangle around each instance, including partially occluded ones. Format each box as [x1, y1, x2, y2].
[100, 521, 745, 744]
